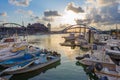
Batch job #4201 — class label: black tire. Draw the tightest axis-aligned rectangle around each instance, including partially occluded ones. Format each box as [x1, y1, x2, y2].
[95, 63, 103, 71]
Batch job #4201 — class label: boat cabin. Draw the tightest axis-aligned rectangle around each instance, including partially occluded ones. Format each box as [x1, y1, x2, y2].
[106, 44, 120, 51]
[0, 37, 18, 43]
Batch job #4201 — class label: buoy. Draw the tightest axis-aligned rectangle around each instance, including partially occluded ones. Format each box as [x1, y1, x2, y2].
[95, 63, 103, 71]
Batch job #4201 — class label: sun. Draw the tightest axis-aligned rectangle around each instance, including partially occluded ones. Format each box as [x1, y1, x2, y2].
[61, 10, 84, 25]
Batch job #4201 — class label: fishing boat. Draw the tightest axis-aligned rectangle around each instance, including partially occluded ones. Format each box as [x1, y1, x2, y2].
[2, 60, 34, 73]
[0, 53, 35, 67]
[76, 44, 117, 71]
[0, 45, 33, 62]
[0, 34, 28, 55]
[9, 60, 61, 80]
[62, 33, 75, 41]
[79, 41, 90, 50]
[0, 50, 25, 62]
[2, 53, 61, 75]
[105, 44, 120, 66]
[0, 34, 28, 48]
[0, 46, 40, 67]
[0, 43, 27, 58]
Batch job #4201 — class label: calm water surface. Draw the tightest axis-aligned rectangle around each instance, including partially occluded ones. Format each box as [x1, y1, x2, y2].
[9, 34, 88, 80]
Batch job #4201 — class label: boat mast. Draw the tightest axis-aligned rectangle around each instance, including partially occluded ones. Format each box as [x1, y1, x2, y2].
[116, 24, 118, 39]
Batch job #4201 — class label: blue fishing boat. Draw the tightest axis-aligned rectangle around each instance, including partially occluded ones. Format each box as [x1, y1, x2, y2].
[0, 53, 35, 67]
[2, 53, 61, 75]
[2, 60, 34, 73]
[0, 46, 41, 67]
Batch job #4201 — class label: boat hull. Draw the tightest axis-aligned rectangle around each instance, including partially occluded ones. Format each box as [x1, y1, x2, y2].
[79, 58, 116, 71]
[0, 53, 34, 67]
[3, 56, 60, 74]
[106, 51, 120, 65]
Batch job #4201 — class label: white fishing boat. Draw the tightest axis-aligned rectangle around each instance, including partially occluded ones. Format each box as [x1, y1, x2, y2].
[76, 44, 117, 71]
[76, 42, 120, 79]
[105, 43, 120, 66]
[0, 34, 28, 52]
[62, 33, 75, 41]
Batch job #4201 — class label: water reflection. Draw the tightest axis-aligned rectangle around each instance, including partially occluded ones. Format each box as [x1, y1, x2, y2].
[8, 34, 88, 80]
[28, 34, 86, 61]
[9, 60, 61, 80]
[76, 61, 99, 80]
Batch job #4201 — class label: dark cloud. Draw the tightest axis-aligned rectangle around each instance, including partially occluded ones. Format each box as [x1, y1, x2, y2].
[66, 2, 84, 13]
[42, 17, 54, 22]
[9, 0, 31, 7]
[44, 10, 61, 17]
[85, 0, 120, 25]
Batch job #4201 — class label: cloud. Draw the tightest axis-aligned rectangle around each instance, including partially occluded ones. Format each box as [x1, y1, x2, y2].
[15, 9, 33, 16]
[44, 10, 61, 17]
[30, 15, 40, 21]
[66, 2, 84, 13]
[9, 0, 32, 7]
[0, 12, 7, 17]
[42, 17, 54, 22]
[85, 0, 120, 25]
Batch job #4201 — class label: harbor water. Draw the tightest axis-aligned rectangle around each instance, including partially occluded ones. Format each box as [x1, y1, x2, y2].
[4, 34, 88, 80]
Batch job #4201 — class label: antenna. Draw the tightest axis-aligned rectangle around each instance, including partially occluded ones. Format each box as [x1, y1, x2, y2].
[22, 20, 24, 27]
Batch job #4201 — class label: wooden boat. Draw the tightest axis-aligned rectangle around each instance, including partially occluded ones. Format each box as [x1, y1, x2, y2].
[2, 54, 61, 75]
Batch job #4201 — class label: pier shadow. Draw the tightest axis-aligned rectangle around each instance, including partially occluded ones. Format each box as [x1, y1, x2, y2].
[9, 60, 61, 80]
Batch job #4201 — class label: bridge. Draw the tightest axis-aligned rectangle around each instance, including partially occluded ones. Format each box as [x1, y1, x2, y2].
[62, 24, 90, 33]
[1, 23, 23, 27]
[61, 24, 99, 33]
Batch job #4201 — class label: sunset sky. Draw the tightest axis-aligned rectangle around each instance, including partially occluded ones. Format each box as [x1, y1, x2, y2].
[0, 0, 120, 29]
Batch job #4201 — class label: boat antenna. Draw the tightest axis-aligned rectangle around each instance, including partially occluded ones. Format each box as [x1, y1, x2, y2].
[116, 24, 118, 39]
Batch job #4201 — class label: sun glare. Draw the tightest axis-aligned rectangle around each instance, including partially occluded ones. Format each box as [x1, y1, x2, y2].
[61, 11, 84, 25]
